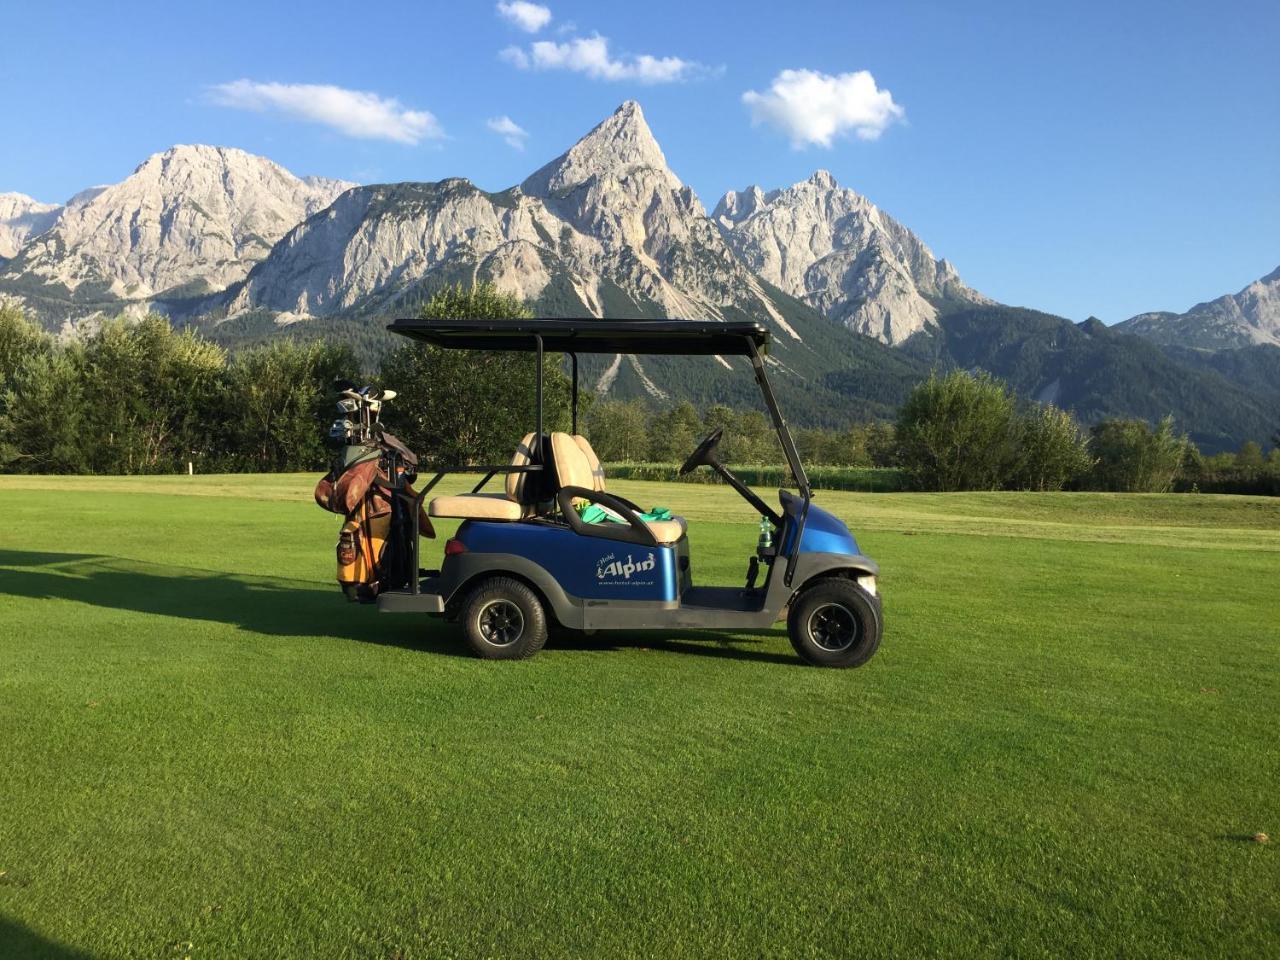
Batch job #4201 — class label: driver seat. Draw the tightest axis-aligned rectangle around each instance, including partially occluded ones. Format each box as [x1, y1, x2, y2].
[552, 433, 687, 544]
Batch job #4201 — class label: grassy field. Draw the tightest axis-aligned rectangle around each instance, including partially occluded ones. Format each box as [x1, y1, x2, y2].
[1, 474, 1277, 959]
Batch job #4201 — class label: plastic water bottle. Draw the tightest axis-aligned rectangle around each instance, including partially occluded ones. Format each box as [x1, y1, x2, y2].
[758, 514, 773, 551]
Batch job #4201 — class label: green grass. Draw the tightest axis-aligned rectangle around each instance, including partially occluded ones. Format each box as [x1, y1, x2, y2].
[1, 475, 1277, 959]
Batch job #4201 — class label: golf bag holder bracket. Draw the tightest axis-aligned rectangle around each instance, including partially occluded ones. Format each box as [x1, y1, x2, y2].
[383, 462, 546, 595]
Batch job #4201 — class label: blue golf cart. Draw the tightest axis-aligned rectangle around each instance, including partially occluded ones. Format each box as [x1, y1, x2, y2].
[374, 318, 883, 668]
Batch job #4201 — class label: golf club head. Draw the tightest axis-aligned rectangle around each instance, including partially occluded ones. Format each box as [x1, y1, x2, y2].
[380, 389, 397, 402]
[328, 418, 357, 436]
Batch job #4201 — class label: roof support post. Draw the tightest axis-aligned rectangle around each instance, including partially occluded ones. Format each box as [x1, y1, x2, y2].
[534, 334, 544, 458]
[748, 340, 810, 500]
[570, 352, 579, 435]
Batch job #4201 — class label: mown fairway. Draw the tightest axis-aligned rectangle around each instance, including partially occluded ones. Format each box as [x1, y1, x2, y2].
[1, 475, 1277, 959]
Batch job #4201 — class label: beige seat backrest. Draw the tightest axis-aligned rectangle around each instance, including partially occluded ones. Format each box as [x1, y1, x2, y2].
[550, 433, 595, 503]
[572, 435, 606, 492]
[505, 432, 537, 503]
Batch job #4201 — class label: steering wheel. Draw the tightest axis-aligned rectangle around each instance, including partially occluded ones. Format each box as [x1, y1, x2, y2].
[679, 428, 724, 476]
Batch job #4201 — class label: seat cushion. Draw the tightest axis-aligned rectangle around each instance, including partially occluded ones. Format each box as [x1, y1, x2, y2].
[429, 493, 525, 521]
[644, 516, 687, 544]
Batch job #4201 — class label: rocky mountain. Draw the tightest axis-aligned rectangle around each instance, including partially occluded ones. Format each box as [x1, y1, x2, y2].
[1, 100, 1274, 449]
[1116, 265, 1280, 350]
[1, 146, 352, 310]
[713, 172, 989, 344]
[230, 101, 836, 396]
[0, 193, 61, 259]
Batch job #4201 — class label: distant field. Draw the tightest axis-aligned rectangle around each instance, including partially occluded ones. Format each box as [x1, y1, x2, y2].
[1, 475, 1277, 958]
[603, 461, 907, 492]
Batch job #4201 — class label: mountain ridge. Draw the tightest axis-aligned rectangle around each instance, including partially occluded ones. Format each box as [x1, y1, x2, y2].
[0, 101, 1274, 451]
[713, 170, 990, 344]
[1117, 265, 1280, 350]
[1, 145, 353, 313]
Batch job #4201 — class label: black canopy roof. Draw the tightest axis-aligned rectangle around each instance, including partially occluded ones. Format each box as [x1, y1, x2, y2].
[387, 318, 770, 356]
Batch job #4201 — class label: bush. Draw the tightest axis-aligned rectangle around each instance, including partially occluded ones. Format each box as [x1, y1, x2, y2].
[1088, 417, 1187, 492]
[894, 371, 1019, 491]
[1011, 404, 1094, 491]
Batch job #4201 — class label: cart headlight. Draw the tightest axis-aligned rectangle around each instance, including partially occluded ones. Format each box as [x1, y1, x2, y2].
[857, 574, 877, 597]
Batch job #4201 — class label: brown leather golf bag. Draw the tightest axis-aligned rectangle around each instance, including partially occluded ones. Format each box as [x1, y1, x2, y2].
[315, 387, 433, 602]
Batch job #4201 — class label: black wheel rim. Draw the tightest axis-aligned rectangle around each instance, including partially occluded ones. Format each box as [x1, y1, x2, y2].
[478, 599, 524, 647]
[806, 603, 858, 652]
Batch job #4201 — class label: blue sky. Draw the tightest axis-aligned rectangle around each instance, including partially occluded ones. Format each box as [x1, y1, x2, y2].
[3, 0, 1277, 322]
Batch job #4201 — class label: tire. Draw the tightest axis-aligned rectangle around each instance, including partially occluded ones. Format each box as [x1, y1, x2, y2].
[460, 577, 548, 660]
[787, 577, 882, 668]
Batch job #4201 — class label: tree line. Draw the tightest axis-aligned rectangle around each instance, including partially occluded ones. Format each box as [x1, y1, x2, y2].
[1, 290, 1276, 494]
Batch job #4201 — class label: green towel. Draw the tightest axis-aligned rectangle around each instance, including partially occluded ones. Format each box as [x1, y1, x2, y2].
[578, 503, 671, 525]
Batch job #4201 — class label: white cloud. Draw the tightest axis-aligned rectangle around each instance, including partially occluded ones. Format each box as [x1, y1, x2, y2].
[208, 80, 443, 145]
[496, 1, 551, 33]
[487, 115, 529, 150]
[742, 69, 904, 148]
[500, 34, 704, 84]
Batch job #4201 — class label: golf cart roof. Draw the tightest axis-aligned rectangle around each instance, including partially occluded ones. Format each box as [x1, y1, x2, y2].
[386, 318, 770, 356]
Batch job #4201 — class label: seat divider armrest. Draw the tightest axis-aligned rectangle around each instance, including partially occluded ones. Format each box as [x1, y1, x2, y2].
[556, 486, 660, 547]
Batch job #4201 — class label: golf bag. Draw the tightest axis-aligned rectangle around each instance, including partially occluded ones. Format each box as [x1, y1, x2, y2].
[315, 386, 433, 602]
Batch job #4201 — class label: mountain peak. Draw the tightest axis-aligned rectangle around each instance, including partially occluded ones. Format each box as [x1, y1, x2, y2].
[3, 143, 352, 300]
[522, 100, 674, 197]
[133, 144, 277, 178]
[0, 193, 62, 259]
[808, 169, 838, 189]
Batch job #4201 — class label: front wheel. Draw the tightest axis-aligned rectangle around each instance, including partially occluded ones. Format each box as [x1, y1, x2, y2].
[787, 578, 881, 668]
[461, 577, 548, 660]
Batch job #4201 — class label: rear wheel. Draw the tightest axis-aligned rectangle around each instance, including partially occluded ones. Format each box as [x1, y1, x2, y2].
[461, 577, 548, 660]
[787, 578, 881, 668]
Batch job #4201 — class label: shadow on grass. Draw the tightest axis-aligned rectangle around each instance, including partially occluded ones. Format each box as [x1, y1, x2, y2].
[0, 916, 96, 960]
[0, 549, 795, 666]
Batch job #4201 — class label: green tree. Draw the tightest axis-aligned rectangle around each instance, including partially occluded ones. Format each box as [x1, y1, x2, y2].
[866, 422, 897, 468]
[647, 401, 702, 462]
[1235, 440, 1265, 481]
[1010, 403, 1093, 491]
[230, 339, 358, 472]
[0, 303, 50, 385]
[378, 283, 571, 466]
[830, 425, 872, 467]
[894, 371, 1018, 491]
[699, 404, 775, 463]
[584, 399, 649, 461]
[1087, 417, 1187, 493]
[732, 410, 777, 464]
[0, 348, 87, 473]
[794, 428, 830, 465]
[73, 316, 236, 474]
